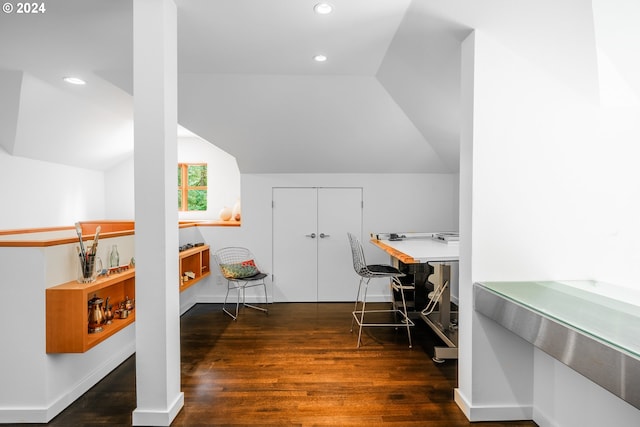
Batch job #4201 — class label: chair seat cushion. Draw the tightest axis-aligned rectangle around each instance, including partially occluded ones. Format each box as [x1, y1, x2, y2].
[367, 264, 402, 274]
[220, 262, 261, 279]
[232, 272, 268, 281]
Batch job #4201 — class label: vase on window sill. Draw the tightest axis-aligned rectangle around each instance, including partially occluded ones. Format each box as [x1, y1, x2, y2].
[232, 199, 241, 221]
[219, 206, 232, 221]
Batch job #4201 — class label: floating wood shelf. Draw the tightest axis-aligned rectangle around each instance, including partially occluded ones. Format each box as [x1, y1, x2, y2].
[46, 269, 135, 353]
[179, 245, 211, 292]
[46, 245, 210, 353]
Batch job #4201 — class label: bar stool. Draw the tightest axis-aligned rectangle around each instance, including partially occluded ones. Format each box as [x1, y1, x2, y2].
[347, 233, 414, 348]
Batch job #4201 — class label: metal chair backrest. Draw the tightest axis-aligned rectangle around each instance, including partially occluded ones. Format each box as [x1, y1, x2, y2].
[347, 232, 368, 277]
[214, 247, 255, 268]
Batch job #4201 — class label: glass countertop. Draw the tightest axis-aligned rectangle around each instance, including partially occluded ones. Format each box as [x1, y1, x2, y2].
[478, 280, 640, 359]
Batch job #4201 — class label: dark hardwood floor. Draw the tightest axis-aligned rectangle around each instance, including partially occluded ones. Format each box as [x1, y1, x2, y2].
[28, 303, 537, 427]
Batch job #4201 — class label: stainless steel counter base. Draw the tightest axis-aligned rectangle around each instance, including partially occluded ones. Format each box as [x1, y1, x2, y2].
[474, 282, 640, 410]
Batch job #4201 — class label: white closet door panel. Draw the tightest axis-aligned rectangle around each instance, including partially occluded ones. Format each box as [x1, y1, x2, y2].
[317, 188, 362, 301]
[272, 188, 318, 302]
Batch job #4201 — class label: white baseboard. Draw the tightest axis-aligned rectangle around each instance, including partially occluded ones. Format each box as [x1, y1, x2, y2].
[0, 408, 48, 424]
[191, 293, 390, 304]
[132, 392, 184, 426]
[0, 342, 135, 424]
[180, 295, 197, 314]
[532, 408, 559, 427]
[192, 294, 226, 304]
[454, 388, 533, 422]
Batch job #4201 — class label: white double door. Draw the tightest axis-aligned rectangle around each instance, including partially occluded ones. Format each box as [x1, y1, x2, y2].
[272, 187, 362, 302]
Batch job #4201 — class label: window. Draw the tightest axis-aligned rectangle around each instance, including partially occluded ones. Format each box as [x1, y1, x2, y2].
[178, 163, 207, 211]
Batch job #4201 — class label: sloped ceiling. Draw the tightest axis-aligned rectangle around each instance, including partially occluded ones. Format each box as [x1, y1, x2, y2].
[175, 0, 468, 173]
[0, 0, 134, 170]
[4, 1, 638, 174]
[1, 1, 533, 174]
[179, 75, 449, 173]
[377, 2, 472, 172]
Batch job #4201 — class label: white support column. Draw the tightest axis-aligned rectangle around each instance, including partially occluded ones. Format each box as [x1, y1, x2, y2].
[455, 30, 475, 420]
[132, 0, 183, 425]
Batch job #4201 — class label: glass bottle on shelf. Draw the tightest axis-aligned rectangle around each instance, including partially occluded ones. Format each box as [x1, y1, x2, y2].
[109, 244, 120, 268]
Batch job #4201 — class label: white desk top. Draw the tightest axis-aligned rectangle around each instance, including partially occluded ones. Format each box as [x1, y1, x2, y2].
[371, 237, 459, 263]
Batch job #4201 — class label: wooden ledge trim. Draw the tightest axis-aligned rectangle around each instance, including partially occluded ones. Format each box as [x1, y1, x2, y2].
[179, 220, 241, 228]
[0, 225, 71, 236]
[0, 219, 239, 247]
[369, 238, 417, 264]
[0, 229, 135, 247]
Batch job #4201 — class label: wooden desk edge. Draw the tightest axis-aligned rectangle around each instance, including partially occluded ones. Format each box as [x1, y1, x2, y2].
[369, 238, 417, 264]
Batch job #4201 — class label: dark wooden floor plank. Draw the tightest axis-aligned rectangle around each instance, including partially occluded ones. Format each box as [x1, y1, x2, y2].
[25, 303, 537, 427]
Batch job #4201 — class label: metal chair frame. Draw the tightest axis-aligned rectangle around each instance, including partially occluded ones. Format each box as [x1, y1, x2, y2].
[213, 247, 269, 320]
[347, 233, 415, 348]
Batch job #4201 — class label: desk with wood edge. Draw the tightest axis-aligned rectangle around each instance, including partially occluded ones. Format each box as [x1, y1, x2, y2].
[369, 238, 417, 264]
[370, 236, 459, 362]
[370, 237, 459, 264]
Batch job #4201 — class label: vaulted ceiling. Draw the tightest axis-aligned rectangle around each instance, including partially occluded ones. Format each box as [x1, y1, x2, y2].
[1, 1, 472, 173]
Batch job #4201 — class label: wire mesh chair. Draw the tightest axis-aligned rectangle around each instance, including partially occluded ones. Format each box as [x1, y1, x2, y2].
[347, 232, 414, 348]
[213, 247, 269, 320]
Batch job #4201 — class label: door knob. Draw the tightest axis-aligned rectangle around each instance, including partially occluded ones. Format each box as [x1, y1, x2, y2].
[319, 233, 330, 238]
[305, 233, 316, 238]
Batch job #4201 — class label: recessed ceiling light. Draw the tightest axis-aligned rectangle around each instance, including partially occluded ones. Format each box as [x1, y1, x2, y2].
[314, 3, 333, 15]
[63, 77, 86, 85]
[313, 54, 328, 62]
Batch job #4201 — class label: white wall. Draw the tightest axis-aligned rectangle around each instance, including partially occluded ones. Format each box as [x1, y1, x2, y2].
[186, 173, 459, 304]
[0, 70, 22, 154]
[0, 234, 135, 423]
[457, 2, 640, 424]
[0, 123, 239, 230]
[0, 148, 105, 229]
[177, 137, 240, 221]
[103, 137, 241, 222]
[104, 156, 134, 219]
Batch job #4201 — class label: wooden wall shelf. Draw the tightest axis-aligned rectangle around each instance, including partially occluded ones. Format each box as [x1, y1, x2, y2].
[46, 269, 135, 353]
[46, 245, 209, 353]
[179, 245, 210, 292]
